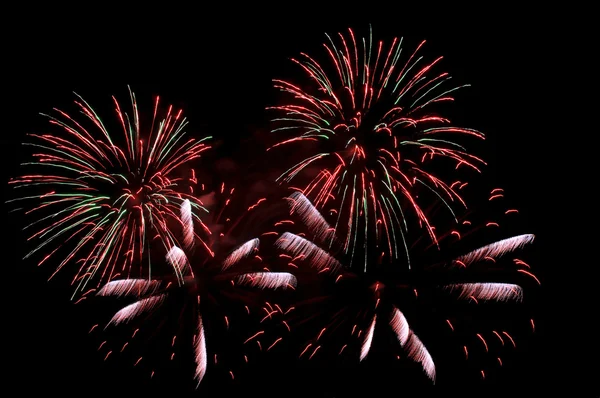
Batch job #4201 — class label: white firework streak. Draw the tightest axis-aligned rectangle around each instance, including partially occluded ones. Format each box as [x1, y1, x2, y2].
[222, 238, 259, 271]
[235, 272, 297, 290]
[166, 246, 190, 276]
[194, 314, 207, 386]
[389, 306, 435, 382]
[455, 234, 535, 266]
[389, 307, 410, 346]
[181, 199, 194, 250]
[108, 294, 166, 326]
[275, 232, 342, 273]
[443, 283, 523, 302]
[360, 314, 377, 361]
[97, 279, 161, 298]
[287, 192, 336, 246]
[405, 332, 436, 382]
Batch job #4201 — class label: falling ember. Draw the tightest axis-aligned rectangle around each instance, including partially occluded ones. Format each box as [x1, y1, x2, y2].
[517, 269, 541, 285]
[300, 343, 312, 358]
[317, 327, 327, 341]
[502, 331, 516, 348]
[248, 198, 267, 211]
[514, 259, 530, 268]
[493, 331, 505, 345]
[309, 345, 321, 360]
[476, 333, 489, 352]
[339, 344, 348, 354]
[244, 331, 265, 344]
[268, 338, 283, 351]
[282, 320, 291, 331]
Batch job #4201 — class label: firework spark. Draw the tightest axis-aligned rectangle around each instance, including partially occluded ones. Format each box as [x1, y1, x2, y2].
[268, 27, 486, 272]
[96, 187, 297, 387]
[9, 87, 211, 298]
[272, 192, 535, 382]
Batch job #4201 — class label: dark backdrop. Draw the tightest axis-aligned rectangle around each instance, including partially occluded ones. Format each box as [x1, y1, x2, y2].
[2, 3, 591, 397]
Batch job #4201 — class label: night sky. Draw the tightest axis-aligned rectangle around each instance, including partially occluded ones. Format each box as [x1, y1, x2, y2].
[2, 4, 591, 397]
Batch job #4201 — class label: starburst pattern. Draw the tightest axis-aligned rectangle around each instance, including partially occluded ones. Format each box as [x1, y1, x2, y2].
[9, 88, 210, 297]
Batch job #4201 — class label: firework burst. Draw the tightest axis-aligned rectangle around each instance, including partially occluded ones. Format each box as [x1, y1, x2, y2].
[268, 192, 537, 383]
[8, 87, 211, 298]
[94, 184, 297, 388]
[268, 27, 486, 272]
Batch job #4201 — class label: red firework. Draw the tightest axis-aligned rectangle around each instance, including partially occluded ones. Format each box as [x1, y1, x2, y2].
[8, 87, 211, 298]
[268, 27, 486, 271]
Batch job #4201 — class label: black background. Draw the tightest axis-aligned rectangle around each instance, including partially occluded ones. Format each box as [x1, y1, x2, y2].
[2, 3, 593, 397]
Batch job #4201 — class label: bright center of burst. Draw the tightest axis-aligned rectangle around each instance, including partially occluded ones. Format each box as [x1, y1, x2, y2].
[334, 113, 395, 171]
[114, 172, 168, 210]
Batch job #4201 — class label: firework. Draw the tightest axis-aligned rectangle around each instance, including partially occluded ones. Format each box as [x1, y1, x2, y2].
[270, 192, 537, 383]
[95, 184, 297, 388]
[8, 87, 210, 298]
[268, 27, 486, 272]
